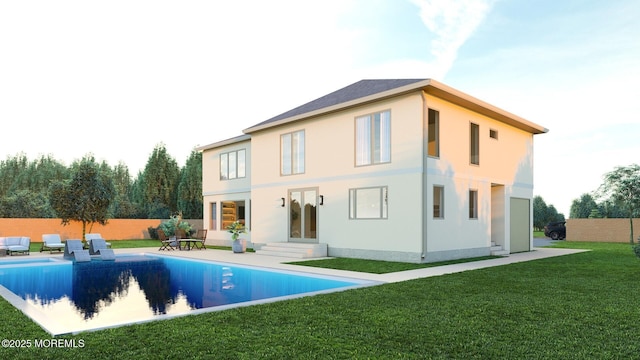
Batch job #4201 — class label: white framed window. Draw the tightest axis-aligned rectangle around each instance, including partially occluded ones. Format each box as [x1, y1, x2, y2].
[470, 122, 480, 165]
[355, 110, 391, 166]
[349, 186, 388, 219]
[469, 189, 478, 219]
[220, 149, 246, 180]
[281, 130, 305, 175]
[433, 185, 444, 219]
[428, 108, 439, 157]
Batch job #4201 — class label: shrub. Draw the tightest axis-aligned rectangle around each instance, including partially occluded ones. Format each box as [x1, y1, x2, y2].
[633, 244, 640, 259]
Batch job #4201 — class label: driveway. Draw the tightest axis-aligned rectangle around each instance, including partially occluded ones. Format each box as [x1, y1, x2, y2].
[534, 237, 560, 247]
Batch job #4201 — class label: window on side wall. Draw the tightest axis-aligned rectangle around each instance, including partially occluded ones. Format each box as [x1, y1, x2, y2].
[220, 149, 246, 180]
[469, 189, 478, 219]
[355, 110, 391, 166]
[281, 130, 305, 175]
[428, 108, 439, 157]
[349, 186, 388, 219]
[210, 202, 217, 230]
[433, 186, 444, 219]
[470, 122, 479, 165]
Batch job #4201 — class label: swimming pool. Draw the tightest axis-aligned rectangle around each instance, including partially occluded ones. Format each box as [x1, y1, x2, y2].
[0, 254, 376, 335]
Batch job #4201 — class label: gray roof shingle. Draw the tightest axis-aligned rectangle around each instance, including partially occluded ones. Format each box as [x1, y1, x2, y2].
[247, 79, 427, 130]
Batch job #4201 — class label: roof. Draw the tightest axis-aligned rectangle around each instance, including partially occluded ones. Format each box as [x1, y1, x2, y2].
[243, 79, 548, 135]
[195, 134, 250, 152]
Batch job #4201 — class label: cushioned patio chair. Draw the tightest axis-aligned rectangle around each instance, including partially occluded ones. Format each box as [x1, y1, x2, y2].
[41, 234, 66, 253]
[158, 229, 177, 251]
[192, 229, 207, 250]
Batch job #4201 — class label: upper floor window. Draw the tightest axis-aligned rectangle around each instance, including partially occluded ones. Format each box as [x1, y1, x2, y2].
[428, 108, 439, 157]
[355, 110, 391, 166]
[470, 122, 479, 165]
[220, 149, 246, 180]
[281, 130, 305, 175]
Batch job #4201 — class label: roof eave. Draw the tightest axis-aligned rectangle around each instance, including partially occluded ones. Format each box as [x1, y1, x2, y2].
[195, 134, 251, 152]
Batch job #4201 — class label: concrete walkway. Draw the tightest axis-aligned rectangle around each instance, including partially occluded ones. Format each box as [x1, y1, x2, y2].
[20, 245, 589, 284]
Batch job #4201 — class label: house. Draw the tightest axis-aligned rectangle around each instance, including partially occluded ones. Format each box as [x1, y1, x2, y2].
[196, 79, 547, 263]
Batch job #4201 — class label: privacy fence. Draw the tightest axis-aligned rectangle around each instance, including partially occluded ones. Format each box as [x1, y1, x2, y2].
[567, 218, 640, 243]
[0, 218, 203, 242]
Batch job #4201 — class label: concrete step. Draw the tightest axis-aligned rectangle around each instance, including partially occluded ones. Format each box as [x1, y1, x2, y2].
[490, 244, 509, 256]
[256, 242, 327, 259]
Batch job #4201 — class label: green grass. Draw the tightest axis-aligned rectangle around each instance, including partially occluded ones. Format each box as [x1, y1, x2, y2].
[533, 230, 545, 238]
[2, 242, 639, 358]
[288, 256, 501, 274]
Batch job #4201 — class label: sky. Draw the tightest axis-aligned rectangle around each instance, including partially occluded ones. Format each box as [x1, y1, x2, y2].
[1, 0, 639, 216]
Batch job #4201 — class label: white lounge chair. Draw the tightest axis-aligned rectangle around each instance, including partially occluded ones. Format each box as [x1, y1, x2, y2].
[41, 234, 66, 253]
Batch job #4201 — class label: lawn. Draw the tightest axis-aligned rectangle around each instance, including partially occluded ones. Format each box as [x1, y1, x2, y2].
[2, 242, 639, 359]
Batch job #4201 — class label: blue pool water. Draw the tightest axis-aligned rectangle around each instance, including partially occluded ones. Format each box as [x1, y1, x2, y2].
[0, 254, 372, 335]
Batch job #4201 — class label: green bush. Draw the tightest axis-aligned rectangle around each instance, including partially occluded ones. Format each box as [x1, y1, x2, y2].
[633, 244, 640, 259]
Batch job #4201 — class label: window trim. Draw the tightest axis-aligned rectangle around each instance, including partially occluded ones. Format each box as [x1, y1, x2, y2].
[469, 189, 478, 219]
[219, 149, 246, 180]
[281, 130, 305, 176]
[470, 122, 480, 165]
[355, 110, 391, 167]
[427, 108, 440, 158]
[349, 186, 388, 220]
[433, 185, 444, 219]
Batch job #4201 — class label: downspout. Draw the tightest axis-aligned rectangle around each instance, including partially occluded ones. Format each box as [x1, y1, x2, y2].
[420, 91, 428, 261]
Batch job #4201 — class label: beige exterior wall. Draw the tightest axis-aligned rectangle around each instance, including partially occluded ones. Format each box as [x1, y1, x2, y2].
[423, 93, 534, 259]
[567, 218, 640, 242]
[250, 93, 425, 261]
[201, 139, 252, 246]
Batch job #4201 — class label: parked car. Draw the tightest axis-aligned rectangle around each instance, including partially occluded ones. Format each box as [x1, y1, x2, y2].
[544, 221, 566, 240]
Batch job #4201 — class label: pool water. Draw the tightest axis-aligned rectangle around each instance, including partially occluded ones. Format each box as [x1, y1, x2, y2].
[0, 254, 372, 335]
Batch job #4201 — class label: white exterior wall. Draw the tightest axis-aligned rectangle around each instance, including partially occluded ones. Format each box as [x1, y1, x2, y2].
[424, 94, 534, 260]
[250, 94, 426, 261]
[201, 139, 252, 245]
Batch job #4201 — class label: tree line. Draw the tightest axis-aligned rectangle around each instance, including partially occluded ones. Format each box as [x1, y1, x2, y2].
[0, 144, 202, 220]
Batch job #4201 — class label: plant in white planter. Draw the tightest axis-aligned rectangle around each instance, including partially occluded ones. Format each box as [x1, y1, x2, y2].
[226, 221, 246, 253]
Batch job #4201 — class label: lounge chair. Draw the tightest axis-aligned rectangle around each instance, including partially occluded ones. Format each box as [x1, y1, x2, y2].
[85, 233, 111, 249]
[41, 234, 66, 253]
[89, 238, 115, 260]
[158, 229, 178, 251]
[63, 240, 91, 262]
[192, 229, 207, 250]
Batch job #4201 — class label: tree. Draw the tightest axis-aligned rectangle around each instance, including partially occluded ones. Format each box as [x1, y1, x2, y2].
[570, 193, 598, 219]
[533, 196, 549, 230]
[48, 156, 115, 241]
[177, 150, 202, 219]
[134, 144, 180, 218]
[595, 164, 640, 244]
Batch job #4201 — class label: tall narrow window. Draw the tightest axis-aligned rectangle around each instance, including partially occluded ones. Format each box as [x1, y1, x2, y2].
[469, 189, 478, 219]
[210, 202, 217, 230]
[355, 110, 391, 166]
[220, 149, 247, 180]
[470, 123, 479, 165]
[433, 186, 444, 218]
[428, 109, 439, 157]
[281, 130, 305, 175]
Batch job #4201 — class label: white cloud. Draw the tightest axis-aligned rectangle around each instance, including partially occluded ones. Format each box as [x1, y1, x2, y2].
[410, 0, 495, 78]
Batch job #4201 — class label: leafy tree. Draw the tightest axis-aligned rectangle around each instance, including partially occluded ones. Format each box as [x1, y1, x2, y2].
[533, 196, 565, 230]
[0, 190, 55, 218]
[48, 156, 115, 241]
[595, 164, 640, 244]
[570, 193, 598, 218]
[135, 144, 180, 218]
[110, 162, 141, 218]
[177, 150, 202, 219]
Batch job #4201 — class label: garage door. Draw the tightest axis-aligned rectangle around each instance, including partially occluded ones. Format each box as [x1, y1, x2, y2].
[510, 197, 530, 253]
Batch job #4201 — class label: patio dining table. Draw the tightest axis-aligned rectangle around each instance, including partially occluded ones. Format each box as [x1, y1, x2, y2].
[178, 239, 199, 250]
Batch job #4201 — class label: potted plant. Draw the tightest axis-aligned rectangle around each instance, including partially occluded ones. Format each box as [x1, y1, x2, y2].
[226, 220, 246, 253]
